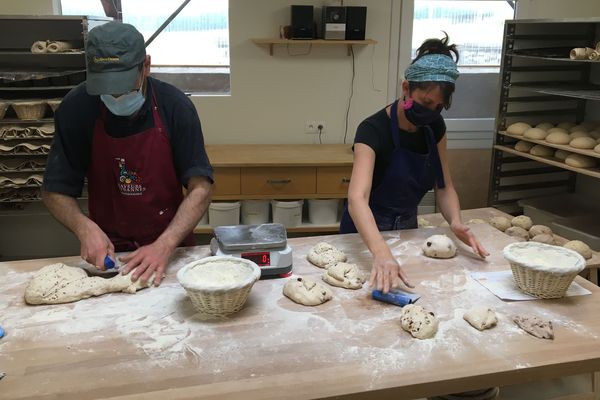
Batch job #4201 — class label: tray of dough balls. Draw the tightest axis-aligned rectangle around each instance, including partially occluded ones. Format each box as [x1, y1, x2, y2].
[488, 214, 600, 268]
[504, 121, 600, 169]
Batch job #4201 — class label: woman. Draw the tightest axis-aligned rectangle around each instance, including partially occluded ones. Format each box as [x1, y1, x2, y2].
[340, 34, 489, 293]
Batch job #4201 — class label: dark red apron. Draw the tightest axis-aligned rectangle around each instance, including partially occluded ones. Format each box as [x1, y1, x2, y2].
[87, 88, 195, 252]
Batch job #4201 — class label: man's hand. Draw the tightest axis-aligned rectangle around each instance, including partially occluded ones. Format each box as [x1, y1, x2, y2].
[78, 220, 115, 270]
[451, 222, 490, 258]
[119, 240, 176, 286]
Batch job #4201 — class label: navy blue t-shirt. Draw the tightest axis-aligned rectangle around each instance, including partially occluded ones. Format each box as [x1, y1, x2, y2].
[353, 106, 446, 189]
[43, 77, 213, 197]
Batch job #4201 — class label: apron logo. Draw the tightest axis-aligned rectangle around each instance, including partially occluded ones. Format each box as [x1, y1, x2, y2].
[115, 158, 145, 196]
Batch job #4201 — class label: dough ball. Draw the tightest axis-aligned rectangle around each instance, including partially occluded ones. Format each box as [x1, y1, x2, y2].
[463, 306, 498, 331]
[524, 127, 548, 140]
[515, 140, 534, 152]
[553, 235, 569, 246]
[563, 240, 593, 260]
[506, 122, 531, 136]
[569, 125, 588, 133]
[545, 131, 571, 145]
[511, 215, 533, 230]
[307, 242, 347, 268]
[557, 122, 576, 130]
[531, 234, 555, 245]
[418, 217, 433, 228]
[529, 224, 552, 237]
[547, 127, 569, 135]
[588, 130, 600, 140]
[535, 122, 554, 131]
[565, 154, 596, 168]
[400, 304, 438, 339]
[322, 262, 365, 289]
[283, 276, 333, 306]
[595, 144, 600, 154]
[529, 145, 554, 157]
[505, 226, 529, 241]
[554, 149, 571, 161]
[570, 131, 590, 140]
[422, 234, 457, 259]
[489, 216, 511, 232]
[570, 136, 597, 149]
[467, 218, 486, 224]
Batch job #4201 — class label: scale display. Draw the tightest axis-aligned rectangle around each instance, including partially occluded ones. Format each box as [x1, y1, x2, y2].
[241, 251, 271, 267]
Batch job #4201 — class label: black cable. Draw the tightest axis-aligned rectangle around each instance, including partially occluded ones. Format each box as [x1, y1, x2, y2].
[343, 45, 355, 144]
[318, 125, 323, 144]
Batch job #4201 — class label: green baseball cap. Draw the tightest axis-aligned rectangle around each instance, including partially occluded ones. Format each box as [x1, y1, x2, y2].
[85, 22, 146, 96]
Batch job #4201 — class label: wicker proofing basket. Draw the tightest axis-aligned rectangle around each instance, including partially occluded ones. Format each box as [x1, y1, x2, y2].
[11, 100, 47, 120]
[503, 242, 586, 299]
[46, 99, 61, 112]
[177, 256, 261, 316]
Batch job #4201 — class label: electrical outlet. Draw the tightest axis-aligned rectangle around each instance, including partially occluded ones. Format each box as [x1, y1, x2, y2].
[304, 121, 326, 134]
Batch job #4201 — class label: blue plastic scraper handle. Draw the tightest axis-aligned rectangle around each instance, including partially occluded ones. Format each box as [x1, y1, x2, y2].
[104, 255, 116, 270]
[0, 325, 5, 339]
[371, 289, 421, 307]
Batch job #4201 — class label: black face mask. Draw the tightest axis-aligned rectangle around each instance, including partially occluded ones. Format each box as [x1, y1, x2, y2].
[402, 98, 442, 126]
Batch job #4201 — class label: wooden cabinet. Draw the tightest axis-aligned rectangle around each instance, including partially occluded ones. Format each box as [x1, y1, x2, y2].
[197, 144, 353, 233]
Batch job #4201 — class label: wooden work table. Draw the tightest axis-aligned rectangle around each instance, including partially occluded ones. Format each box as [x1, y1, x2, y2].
[2, 222, 600, 399]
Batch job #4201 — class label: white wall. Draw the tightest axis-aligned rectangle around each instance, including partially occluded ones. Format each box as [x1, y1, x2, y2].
[516, 0, 600, 18]
[193, 0, 392, 145]
[0, 0, 57, 14]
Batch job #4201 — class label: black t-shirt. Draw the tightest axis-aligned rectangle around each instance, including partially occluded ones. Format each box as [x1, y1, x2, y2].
[353, 106, 446, 189]
[43, 77, 213, 197]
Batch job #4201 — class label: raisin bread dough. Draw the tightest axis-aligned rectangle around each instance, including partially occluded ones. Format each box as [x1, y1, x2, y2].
[489, 216, 511, 232]
[283, 276, 333, 306]
[24, 263, 153, 305]
[322, 262, 365, 289]
[422, 234, 457, 259]
[400, 304, 438, 339]
[564, 240, 593, 259]
[307, 242, 347, 268]
[463, 307, 498, 331]
[512, 215, 533, 230]
[514, 316, 554, 340]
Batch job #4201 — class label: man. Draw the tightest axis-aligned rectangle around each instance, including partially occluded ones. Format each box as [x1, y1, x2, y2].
[43, 21, 213, 286]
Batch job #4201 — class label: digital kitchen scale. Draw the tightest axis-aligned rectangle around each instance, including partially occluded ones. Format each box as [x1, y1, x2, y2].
[210, 223, 293, 278]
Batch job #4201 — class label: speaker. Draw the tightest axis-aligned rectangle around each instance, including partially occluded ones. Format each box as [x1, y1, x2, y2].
[345, 6, 367, 40]
[322, 6, 346, 40]
[291, 5, 314, 40]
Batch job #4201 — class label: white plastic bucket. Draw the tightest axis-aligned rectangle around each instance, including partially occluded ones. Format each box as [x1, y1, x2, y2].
[209, 201, 240, 227]
[308, 199, 339, 224]
[271, 200, 303, 228]
[241, 200, 270, 225]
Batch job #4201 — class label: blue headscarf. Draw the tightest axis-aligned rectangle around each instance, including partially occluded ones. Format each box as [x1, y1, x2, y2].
[404, 53, 459, 83]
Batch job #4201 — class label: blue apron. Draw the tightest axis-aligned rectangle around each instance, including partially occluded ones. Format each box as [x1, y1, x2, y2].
[339, 100, 445, 233]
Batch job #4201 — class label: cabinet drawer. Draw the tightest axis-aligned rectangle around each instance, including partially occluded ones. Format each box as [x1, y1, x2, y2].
[317, 167, 352, 194]
[213, 168, 241, 196]
[241, 167, 316, 195]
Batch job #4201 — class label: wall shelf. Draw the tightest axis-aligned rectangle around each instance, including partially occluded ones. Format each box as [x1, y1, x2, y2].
[251, 38, 377, 56]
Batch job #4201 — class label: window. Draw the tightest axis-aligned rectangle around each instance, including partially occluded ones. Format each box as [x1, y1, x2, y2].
[60, 0, 230, 94]
[413, 1, 514, 70]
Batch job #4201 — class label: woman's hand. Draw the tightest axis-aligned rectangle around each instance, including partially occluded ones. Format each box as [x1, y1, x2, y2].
[451, 222, 489, 258]
[369, 254, 414, 293]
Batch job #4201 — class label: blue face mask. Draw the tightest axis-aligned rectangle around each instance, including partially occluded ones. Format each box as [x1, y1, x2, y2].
[100, 80, 145, 117]
[402, 98, 442, 127]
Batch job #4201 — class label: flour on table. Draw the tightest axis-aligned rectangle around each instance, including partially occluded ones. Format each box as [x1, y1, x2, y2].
[24, 263, 153, 305]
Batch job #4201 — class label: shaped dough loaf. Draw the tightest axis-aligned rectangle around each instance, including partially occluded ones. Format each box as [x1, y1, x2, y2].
[530, 145, 554, 157]
[514, 316, 554, 340]
[463, 306, 498, 331]
[505, 226, 529, 241]
[524, 127, 548, 140]
[24, 263, 153, 305]
[554, 149, 571, 161]
[307, 242, 347, 268]
[563, 240, 593, 260]
[515, 140, 534, 152]
[570, 136, 596, 149]
[322, 262, 365, 289]
[545, 131, 571, 145]
[400, 304, 438, 339]
[422, 234, 457, 259]
[489, 216, 511, 232]
[565, 154, 596, 168]
[283, 276, 333, 306]
[529, 224, 552, 237]
[506, 122, 531, 136]
[511, 215, 533, 230]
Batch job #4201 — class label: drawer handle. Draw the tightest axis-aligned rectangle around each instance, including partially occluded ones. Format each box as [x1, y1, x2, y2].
[341, 177, 351, 184]
[267, 179, 292, 185]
